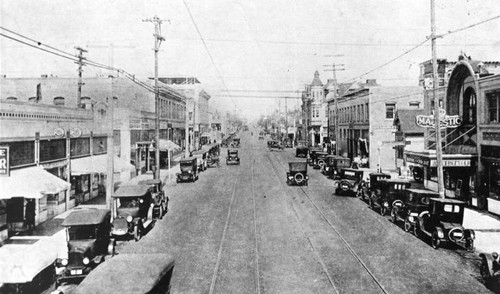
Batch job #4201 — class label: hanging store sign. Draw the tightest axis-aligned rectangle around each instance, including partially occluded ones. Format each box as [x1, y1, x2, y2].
[0, 146, 9, 176]
[415, 109, 462, 129]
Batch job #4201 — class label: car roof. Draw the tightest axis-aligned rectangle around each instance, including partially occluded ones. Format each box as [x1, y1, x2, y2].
[380, 178, 412, 183]
[113, 185, 152, 197]
[405, 188, 440, 195]
[289, 161, 308, 169]
[325, 155, 348, 159]
[430, 198, 466, 204]
[192, 150, 207, 155]
[62, 209, 110, 226]
[180, 157, 196, 162]
[74, 253, 175, 294]
[316, 151, 328, 155]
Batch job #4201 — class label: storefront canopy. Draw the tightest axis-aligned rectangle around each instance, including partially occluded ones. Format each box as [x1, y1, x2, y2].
[71, 155, 135, 176]
[0, 166, 71, 199]
[158, 139, 181, 151]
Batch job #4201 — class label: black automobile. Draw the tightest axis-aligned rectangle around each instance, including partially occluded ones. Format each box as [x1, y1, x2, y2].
[176, 157, 199, 182]
[55, 209, 115, 286]
[192, 150, 208, 172]
[286, 162, 309, 186]
[295, 141, 309, 158]
[312, 151, 329, 170]
[111, 185, 157, 241]
[138, 179, 168, 219]
[283, 139, 294, 148]
[307, 147, 323, 166]
[414, 198, 475, 251]
[480, 252, 500, 290]
[391, 188, 439, 232]
[230, 137, 241, 148]
[334, 168, 377, 197]
[268, 140, 284, 151]
[368, 178, 412, 216]
[320, 155, 351, 179]
[359, 172, 391, 200]
[226, 149, 240, 165]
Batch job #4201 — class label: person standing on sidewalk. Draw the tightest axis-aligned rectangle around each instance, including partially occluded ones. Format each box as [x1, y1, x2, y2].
[24, 199, 36, 232]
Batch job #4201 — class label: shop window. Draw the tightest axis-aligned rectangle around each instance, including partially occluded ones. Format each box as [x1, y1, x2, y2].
[0, 200, 7, 229]
[39, 196, 47, 212]
[487, 91, 500, 124]
[93, 137, 107, 154]
[81, 97, 92, 109]
[488, 164, 500, 200]
[5, 141, 35, 167]
[70, 137, 91, 157]
[53, 96, 65, 106]
[409, 101, 420, 108]
[40, 139, 66, 162]
[386, 103, 396, 119]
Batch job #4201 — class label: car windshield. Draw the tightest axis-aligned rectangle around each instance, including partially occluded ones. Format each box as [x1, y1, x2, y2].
[341, 170, 361, 181]
[117, 197, 142, 209]
[180, 162, 193, 171]
[289, 162, 307, 171]
[67, 225, 97, 240]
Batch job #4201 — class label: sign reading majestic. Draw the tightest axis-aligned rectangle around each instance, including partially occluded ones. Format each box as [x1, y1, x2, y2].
[415, 108, 461, 129]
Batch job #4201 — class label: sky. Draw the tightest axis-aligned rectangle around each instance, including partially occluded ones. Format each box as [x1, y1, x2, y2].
[1, 0, 500, 121]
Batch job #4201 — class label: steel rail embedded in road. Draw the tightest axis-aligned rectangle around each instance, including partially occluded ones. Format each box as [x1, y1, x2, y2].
[268, 151, 388, 294]
[266, 153, 340, 294]
[250, 144, 262, 294]
[208, 161, 241, 294]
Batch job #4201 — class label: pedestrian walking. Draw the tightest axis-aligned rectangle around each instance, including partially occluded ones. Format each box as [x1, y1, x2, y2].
[25, 199, 36, 232]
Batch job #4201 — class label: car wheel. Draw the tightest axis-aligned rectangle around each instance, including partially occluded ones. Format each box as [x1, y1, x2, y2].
[368, 198, 373, 209]
[390, 209, 397, 223]
[158, 205, 163, 219]
[286, 180, 291, 186]
[431, 232, 440, 249]
[465, 238, 474, 252]
[414, 224, 421, 239]
[176, 179, 180, 183]
[380, 206, 387, 216]
[335, 188, 340, 195]
[480, 256, 491, 281]
[404, 219, 412, 233]
[134, 226, 142, 242]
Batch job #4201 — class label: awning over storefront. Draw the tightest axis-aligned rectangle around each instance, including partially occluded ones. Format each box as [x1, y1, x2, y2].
[71, 155, 135, 175]
[0, 166, 71, 199]
[405, 151, 477, 167]
[158, 139, 181, 151]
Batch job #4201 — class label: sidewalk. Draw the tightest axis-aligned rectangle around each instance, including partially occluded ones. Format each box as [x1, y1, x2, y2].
[464, 208, 500, 255]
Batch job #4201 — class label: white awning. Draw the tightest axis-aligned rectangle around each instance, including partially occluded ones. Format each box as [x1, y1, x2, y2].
[0, 166, 71, 199]
[71, 155, 135, 175]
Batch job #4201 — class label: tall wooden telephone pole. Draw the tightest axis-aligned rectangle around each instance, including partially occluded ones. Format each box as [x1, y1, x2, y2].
[143, 16, 167, 180]
[75, 46, 87, 108]
[430, 0, 445, 198]
[324, 62, 345, 156]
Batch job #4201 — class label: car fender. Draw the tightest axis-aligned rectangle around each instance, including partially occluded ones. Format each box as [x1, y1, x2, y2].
[435, 227, 445, 239]
[465, 229, 475, 240]
[392, 199, 404, 207]
[418, 210, 429, 219]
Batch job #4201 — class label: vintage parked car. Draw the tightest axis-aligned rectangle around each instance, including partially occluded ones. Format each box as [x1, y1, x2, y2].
[230, 137, 241, 148]
[283, 139, 294, 148]
[206, 153, 220, 168]
[192, 150, 208, 172]
[286, 161, 309, 186]
[268, 140, 284, 151]
[320, 155, 351, 179]
[55, 209, 115, 287]
[295, 141, 309, 158]
[138, 179, 169, 219]
[307, 147, 324, 166]
[226, 149, 240, 165]
[368, 178, 412, 216]
[412, 166, 424, 183]
[176, 157, 199, 182]
[334, 168, 378, 197]
[480, 252, 500, 291]
[390, 188, 439, 232]
[74, 253, 175, 294]
[312, 151, 329, 170]
[414, 198, 475, 251]
[111, 185, 156, 241]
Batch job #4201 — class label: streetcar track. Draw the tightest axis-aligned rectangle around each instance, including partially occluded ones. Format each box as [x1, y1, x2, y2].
[208, 150, 242, 294]
[265, 152, 340, 294]
[250, 141, 262, 294]
[267, 151, 388, 294]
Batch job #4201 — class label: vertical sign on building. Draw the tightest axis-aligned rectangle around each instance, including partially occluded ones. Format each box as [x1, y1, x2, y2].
[0, 146, 10, 176]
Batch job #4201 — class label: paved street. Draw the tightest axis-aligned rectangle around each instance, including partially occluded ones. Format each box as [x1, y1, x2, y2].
[118, 132, 492, 294]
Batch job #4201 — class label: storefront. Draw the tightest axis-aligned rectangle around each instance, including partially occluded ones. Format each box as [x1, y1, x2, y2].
[405, 151, 476, 201]
[0, 166, 71, 242]
[481, 144, 500, 215]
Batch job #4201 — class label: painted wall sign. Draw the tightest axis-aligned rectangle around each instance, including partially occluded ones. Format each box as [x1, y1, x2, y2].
[483, 132, 500, 141]
[430, 159, 471, 167]
[0, 146, 9, 176]
[415, 108, 462, 128]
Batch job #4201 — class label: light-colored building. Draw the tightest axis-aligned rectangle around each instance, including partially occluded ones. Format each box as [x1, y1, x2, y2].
[303, 71, 328, 146]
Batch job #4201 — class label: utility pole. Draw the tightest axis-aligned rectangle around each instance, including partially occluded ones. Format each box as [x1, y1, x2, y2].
[106, 76, 115, 214]
[143, 16, 167, 180]
[430, 0, 445, 198]
[185, 99, 190, 157]
[324, 61, 345, 156]
[75, 46, 87, 108]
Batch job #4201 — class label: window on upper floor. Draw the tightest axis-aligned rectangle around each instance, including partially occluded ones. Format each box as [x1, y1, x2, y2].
[409, 101, 420, 108]
[53, 96, 65, 106]
[386, 103, 396, 119]
[487, 91, 500, 124]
